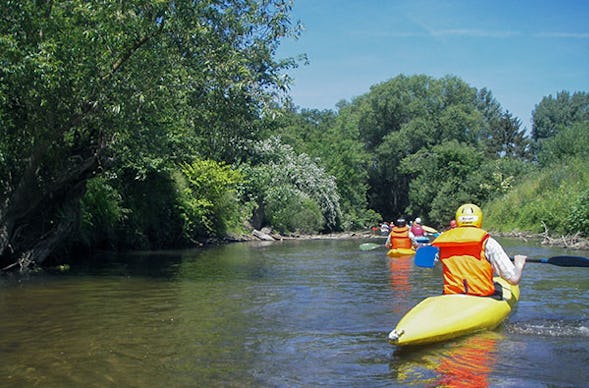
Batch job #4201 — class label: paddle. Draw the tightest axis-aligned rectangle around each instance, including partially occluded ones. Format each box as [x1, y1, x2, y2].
[414, 246, 589, 268]
[414, 236, 430, 244]
[422, 225, 439, 234]
[525, 256, 589, 267]
[359, 242, 382, 251]
[414, 245, 439, 268]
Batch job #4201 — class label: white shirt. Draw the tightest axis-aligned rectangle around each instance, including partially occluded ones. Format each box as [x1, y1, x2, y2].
[485, 237, 516, 281]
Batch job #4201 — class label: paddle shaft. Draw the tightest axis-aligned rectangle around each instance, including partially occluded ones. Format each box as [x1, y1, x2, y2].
[515, 255, 589, 267]
[416, 246, 589, 268]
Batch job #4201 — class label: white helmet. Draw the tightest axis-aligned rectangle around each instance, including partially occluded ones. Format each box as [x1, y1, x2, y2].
[415, 217, 422, 224]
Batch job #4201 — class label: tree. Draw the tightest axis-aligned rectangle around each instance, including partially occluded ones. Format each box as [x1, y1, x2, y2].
[537, 121, 589, 167]
[239, 137, 342, 234]
[485, 111, 530, 159]
[0, 0, 299, 271]
[338, 74, 500, 219]
[273, 107, 373, 229]
[401, 141, 486, 224]
[532, 91, 589, 141]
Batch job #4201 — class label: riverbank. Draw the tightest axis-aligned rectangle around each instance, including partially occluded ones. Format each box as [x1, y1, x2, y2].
[228, 228, 378, 243]
[233, 227, 589, 251]
[491, 230, 589, 250]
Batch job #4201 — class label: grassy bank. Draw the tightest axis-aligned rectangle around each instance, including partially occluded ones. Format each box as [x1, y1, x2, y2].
[484, 157, 589, 239]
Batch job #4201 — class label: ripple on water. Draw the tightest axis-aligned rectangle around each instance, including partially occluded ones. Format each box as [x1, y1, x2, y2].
[505, 318, 589, 338]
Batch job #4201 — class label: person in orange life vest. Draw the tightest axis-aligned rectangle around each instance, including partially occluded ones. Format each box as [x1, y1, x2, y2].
[409, 217, 427, 247]
[431, 204, 526, 297]
[385, 218, 412, 249]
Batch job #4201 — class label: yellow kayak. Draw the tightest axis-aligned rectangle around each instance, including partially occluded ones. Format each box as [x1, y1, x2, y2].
[386, 247, 416, 257]
[388, 277, 519, 346]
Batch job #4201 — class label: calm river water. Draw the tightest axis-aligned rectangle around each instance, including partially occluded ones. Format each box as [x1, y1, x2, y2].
[1, 237, 588, 387]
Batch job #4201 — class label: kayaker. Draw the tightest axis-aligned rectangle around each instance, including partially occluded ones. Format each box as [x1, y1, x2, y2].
[409, 217, 427, 247]
[431, 203, 527, 297]
[380, 221, 391, 235]
[385, 218, 412, 249]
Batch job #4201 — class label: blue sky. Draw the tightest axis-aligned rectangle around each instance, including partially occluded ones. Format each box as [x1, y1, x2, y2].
[277, 0, 589, 131]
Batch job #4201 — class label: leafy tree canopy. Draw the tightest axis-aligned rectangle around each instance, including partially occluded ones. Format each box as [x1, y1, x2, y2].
[532, 91, 589, 141]
[0, 0, 300, 270]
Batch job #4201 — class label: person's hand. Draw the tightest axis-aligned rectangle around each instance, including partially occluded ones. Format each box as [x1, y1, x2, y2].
[513, 254, 527, 269]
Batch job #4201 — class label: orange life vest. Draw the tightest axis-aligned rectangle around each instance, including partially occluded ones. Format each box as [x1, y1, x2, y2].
[432, 227, 495, 296]
[390, 226, 412, 249]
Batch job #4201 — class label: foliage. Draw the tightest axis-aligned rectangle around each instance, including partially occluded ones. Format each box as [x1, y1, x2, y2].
[485, 158, 589, 235]
[401, 141, 485, 224]
[537, 121, 589, 167]
[273, 107, 373, 229]
[566, 189, 589, 236]
[485, 111, 530, 159]
[177, 159, 243, 241]
[531, 91, 589, 141]
[239, 137, 342, 234]
[335, 74, 529, 220]
[0, 0, 300, 268]
[112, 166, 184, 249]
[79, 176, 126, 249]
[264, 186, 324, 234]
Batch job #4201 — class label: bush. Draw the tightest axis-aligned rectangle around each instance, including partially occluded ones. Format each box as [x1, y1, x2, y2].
[485, 158, 589, 235]
[176, 159, 243, 241]
[79, 176, 126, 249]
[566, 189, 589, 237]
[265, 185, 324, 234]
[240, 137, 342, 232]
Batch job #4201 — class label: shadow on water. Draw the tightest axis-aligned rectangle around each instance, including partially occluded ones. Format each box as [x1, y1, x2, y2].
[68, 249, 185, 278]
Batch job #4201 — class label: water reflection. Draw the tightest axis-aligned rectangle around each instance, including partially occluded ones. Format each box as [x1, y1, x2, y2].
[390, 331, 503, 387]
[388, 255, 413, 314]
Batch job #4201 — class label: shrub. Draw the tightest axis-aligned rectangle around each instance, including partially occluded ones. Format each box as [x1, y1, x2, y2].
[240, 137, 342, 232]
[265, 185, 324, 234]
[176, 159, 243, 241]
[79, 176, 126, 249]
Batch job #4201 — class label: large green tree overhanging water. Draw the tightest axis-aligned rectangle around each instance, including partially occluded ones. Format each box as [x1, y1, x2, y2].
[0, 0, 301, 271]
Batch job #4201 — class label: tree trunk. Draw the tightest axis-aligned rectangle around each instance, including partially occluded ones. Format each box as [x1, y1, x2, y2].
[0, 151, 102, 273]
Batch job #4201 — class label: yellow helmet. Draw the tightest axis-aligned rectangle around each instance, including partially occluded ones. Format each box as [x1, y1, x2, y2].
[455, 203, 483, 228]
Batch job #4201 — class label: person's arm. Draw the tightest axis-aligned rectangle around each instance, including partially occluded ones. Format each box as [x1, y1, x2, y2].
[508, 255, 526, 284]
[385, 233, 392, 248]
[485, 237, 527, 285]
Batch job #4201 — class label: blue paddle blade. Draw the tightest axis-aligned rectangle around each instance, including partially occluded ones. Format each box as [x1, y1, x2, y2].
[542, 255, 589, 267]
[414, 246, 439, 268]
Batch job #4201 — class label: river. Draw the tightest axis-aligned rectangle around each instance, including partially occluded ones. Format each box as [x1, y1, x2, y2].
[1, 237, 588, 387]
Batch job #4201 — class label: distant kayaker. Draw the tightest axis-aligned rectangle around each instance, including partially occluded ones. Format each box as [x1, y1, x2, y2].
[448, 219, 457, 230]
[431, 203, 527, 297]
[385, 219, 412, 249]
[409, 217, 427, 247]
[380, 221, 391, 235]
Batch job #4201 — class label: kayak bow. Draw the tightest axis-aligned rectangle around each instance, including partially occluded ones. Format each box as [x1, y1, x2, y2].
[388, 277, 519, 346]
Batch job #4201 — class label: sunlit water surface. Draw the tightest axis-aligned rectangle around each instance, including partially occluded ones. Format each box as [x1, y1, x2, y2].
[1, 238, 587, 386]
